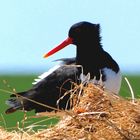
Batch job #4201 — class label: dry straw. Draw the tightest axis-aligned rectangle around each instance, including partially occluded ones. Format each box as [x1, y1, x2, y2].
[0, 78, 140, 140]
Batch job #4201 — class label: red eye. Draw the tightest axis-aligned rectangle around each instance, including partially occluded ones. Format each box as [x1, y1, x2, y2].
[75, 28, 81, 32]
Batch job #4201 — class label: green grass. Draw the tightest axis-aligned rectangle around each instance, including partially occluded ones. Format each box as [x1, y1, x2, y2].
[0, 74, 140, 131]
[120, 75, 140, 98]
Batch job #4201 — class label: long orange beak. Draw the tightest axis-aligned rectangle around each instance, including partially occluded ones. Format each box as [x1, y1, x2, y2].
[43, 37, 73, 58]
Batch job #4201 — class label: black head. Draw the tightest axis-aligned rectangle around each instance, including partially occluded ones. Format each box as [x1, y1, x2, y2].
[44, 21, 102, 58]
[68, 21, 101, 46]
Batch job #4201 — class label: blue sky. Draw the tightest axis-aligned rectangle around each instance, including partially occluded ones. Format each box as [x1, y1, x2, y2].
[0, 0, 140, 74]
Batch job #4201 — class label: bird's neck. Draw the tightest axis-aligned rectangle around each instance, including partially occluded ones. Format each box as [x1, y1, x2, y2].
[76, 43, 104, 65]
[75, 43, 105, 79]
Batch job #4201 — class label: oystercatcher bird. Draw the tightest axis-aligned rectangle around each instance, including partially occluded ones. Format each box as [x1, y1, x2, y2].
[5, 21, 122, 114]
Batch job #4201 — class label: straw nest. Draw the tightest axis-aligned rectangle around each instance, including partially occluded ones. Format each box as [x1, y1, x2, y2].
[0, 83, 140, 140]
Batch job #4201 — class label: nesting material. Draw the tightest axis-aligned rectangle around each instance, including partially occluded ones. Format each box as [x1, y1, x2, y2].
[34, 84, 140, 140]
[1, 83, 140, 140]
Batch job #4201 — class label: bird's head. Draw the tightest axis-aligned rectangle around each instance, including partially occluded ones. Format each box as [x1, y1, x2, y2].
[69, 21, 100, 45]
[43, 21, 100, 58]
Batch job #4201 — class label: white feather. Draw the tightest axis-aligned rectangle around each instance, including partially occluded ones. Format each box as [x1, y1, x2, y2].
[80, 68, 122, 94]
[32, 64, 61, 85]
[102, 68, 122, 94]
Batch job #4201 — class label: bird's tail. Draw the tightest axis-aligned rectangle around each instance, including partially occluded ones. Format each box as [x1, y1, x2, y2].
[5, 91, 34, 114]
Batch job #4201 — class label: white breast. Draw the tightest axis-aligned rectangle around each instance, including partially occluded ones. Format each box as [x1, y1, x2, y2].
[80, 68, 122, 94]
[102, 68, 122, 94]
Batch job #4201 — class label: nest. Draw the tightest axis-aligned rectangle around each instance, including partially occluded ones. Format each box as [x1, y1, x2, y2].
[1, 83, 140, 140]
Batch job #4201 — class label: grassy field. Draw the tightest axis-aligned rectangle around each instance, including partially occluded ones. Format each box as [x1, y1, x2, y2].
[0, 74, 140, 131]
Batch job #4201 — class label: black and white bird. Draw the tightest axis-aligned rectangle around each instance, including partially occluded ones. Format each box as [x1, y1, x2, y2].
[5, 21, 122, 114]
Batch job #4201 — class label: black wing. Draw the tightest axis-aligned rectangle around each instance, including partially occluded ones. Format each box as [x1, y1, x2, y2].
[5, 64, 80, 114]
